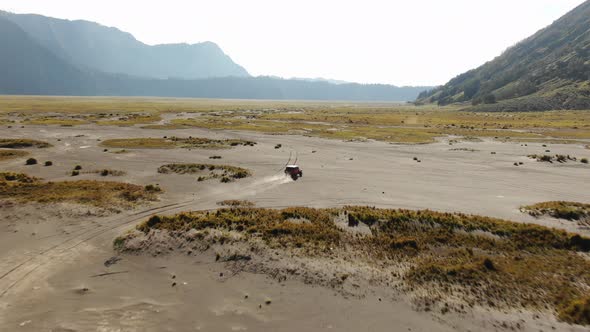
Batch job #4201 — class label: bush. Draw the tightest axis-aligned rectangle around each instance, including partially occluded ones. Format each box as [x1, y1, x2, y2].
[100, 169, 109, 176]
[559, 296, 590, 325]
[25, 158, 37, 165]
[44, 161, 53, 166]
[71, 170, 80, 176]
[74, 165, 82, 170]
[483, 94, 496, 104]
[483, 258, 496, 271]
[275, 144, 282, 149]
[145, 184, 162, 192]
[582, 158, 589, 164]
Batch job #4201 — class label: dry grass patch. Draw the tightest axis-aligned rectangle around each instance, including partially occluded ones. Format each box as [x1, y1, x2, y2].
[0, 172, 159, 210]
[217, 200, 255, 207]
[22, 117, 89, 126]
[0, 139, 52, 149]
[119, 206, 590, 325]
[559, 296, 590, 325]
[158, 163, 252, 183]
[522, 201, 590, 223]
[85, 169, 127, 177]
[528, 154, 583, 163]
[101, 137, 256, 149]
[0, 149, 29, 161]
[134, 207, 341, 249]
[96, 113, 161, 126]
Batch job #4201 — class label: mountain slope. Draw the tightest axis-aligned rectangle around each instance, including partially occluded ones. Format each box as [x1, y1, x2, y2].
[0, 15, 94, 95]
[0, 10, 249, 79]
[0, 11, 429, 101]
[417, 1, 590, 111]
[0, 18, 427, 101]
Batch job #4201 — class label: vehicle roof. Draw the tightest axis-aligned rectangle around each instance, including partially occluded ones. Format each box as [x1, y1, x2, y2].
[286, 165, 299, 168]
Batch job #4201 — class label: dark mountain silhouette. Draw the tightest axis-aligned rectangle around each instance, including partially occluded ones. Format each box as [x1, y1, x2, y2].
[0, 10, 249, 79]
[0, 15, 94, 95]
[416, 1, 590, 111]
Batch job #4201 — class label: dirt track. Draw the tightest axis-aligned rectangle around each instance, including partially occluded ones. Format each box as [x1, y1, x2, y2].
[1, 124, 589, 331]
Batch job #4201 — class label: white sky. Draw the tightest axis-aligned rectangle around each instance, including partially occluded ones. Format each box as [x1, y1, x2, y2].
[2, 0, 586, 86]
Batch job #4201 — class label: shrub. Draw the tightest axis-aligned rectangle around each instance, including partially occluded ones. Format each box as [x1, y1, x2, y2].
[275, 144, 282, 149]
[220, 176, 231, 183]
[100, 169, 109, 176]
[44, 161, 53, 166]
[25, 158, 37, 165]
[559, 296, 590, 325]
[74, 165, 82, 170]
[582, 158, 589, 164]
[483, 258, 496, 271]
[482, 93, 496, 104]
[145, 184, 162, 192]
[71, 170, 80, 176]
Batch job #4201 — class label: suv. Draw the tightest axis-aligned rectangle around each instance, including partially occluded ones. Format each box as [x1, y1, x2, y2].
[285, 165, 303, 180]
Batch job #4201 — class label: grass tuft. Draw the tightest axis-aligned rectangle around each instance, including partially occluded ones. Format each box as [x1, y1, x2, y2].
[0, 149, 29, 161]
[0, 172, 159, 209]
[158, 163, 252, 182]
[0, 139, 51, 149]
[101, 137, 256, 150]
[522, 201, 590, 222]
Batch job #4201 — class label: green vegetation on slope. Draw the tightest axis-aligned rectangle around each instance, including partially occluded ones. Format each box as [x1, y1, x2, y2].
[417, 1, 590, 111]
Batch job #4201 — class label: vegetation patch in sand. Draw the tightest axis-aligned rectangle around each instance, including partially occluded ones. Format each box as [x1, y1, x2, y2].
[158, 163, 252, 183]
[0, 149, 29, 161]
[22, 117, 89, 126]
[117, 206, 590, 325]
[101, 137, 256, 149]
[84, 169, 127, 177]
[217, 199, 256, 207]
[0, 138, 52, 149]
[527, 154, 584, 163]
[522, 201, 590, 223]
[96, 113, 161, 126]
[0, 172, 159, 210]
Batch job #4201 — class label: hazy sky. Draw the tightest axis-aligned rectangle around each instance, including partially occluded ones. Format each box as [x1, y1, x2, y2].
[2, 0, 586, 86]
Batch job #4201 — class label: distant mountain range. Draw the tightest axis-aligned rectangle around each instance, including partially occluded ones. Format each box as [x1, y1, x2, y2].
[0, 10, 248, 79]
[416, 0, 590, 111]
[0, 11, 429, 101]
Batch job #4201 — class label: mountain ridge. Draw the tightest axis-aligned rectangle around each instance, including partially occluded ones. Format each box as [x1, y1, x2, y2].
[0, 10, 250, 79]
[0, 11, 430, 101]
[416, 0, 590, 111]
